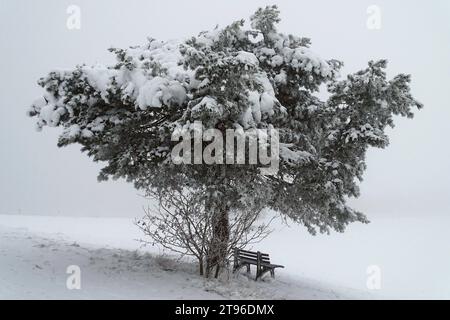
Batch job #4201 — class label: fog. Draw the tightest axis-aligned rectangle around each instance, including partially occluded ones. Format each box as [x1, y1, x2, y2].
[1, 0, 449, 219]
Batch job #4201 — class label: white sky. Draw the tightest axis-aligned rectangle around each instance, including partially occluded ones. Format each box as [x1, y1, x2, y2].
[0, 0, 449, 218]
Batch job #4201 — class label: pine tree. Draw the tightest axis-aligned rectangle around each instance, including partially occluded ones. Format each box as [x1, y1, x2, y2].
[28, 6, 422, 277]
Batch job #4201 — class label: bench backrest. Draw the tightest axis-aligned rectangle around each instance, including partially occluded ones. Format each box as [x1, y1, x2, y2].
[235, 249, 270, 264]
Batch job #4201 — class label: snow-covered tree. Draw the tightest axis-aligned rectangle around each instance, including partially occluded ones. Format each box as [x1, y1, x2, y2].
[28, 6, 422, 277]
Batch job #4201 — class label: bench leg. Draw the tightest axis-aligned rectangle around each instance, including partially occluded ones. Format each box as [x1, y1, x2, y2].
[256, 267, 275, 280]
[233, 263, 252, 276]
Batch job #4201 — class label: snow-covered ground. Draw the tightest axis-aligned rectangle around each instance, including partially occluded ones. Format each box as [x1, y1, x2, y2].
[0, 214, 366, 300]
[0, 214, 448, 299]
[259, 213, 450, 299]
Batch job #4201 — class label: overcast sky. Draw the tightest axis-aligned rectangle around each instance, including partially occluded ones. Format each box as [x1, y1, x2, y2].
[0, 0, 449, 218]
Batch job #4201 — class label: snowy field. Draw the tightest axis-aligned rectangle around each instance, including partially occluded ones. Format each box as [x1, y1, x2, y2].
[0, 214, 448, 299]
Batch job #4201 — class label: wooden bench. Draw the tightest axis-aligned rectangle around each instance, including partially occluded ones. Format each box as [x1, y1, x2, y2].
[232, 248, 284, 280]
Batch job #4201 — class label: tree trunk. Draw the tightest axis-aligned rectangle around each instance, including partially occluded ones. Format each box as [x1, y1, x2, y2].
[206, 202, 230, 278]
[205, 157, 230, 279]
[199, 256, 204, 276]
